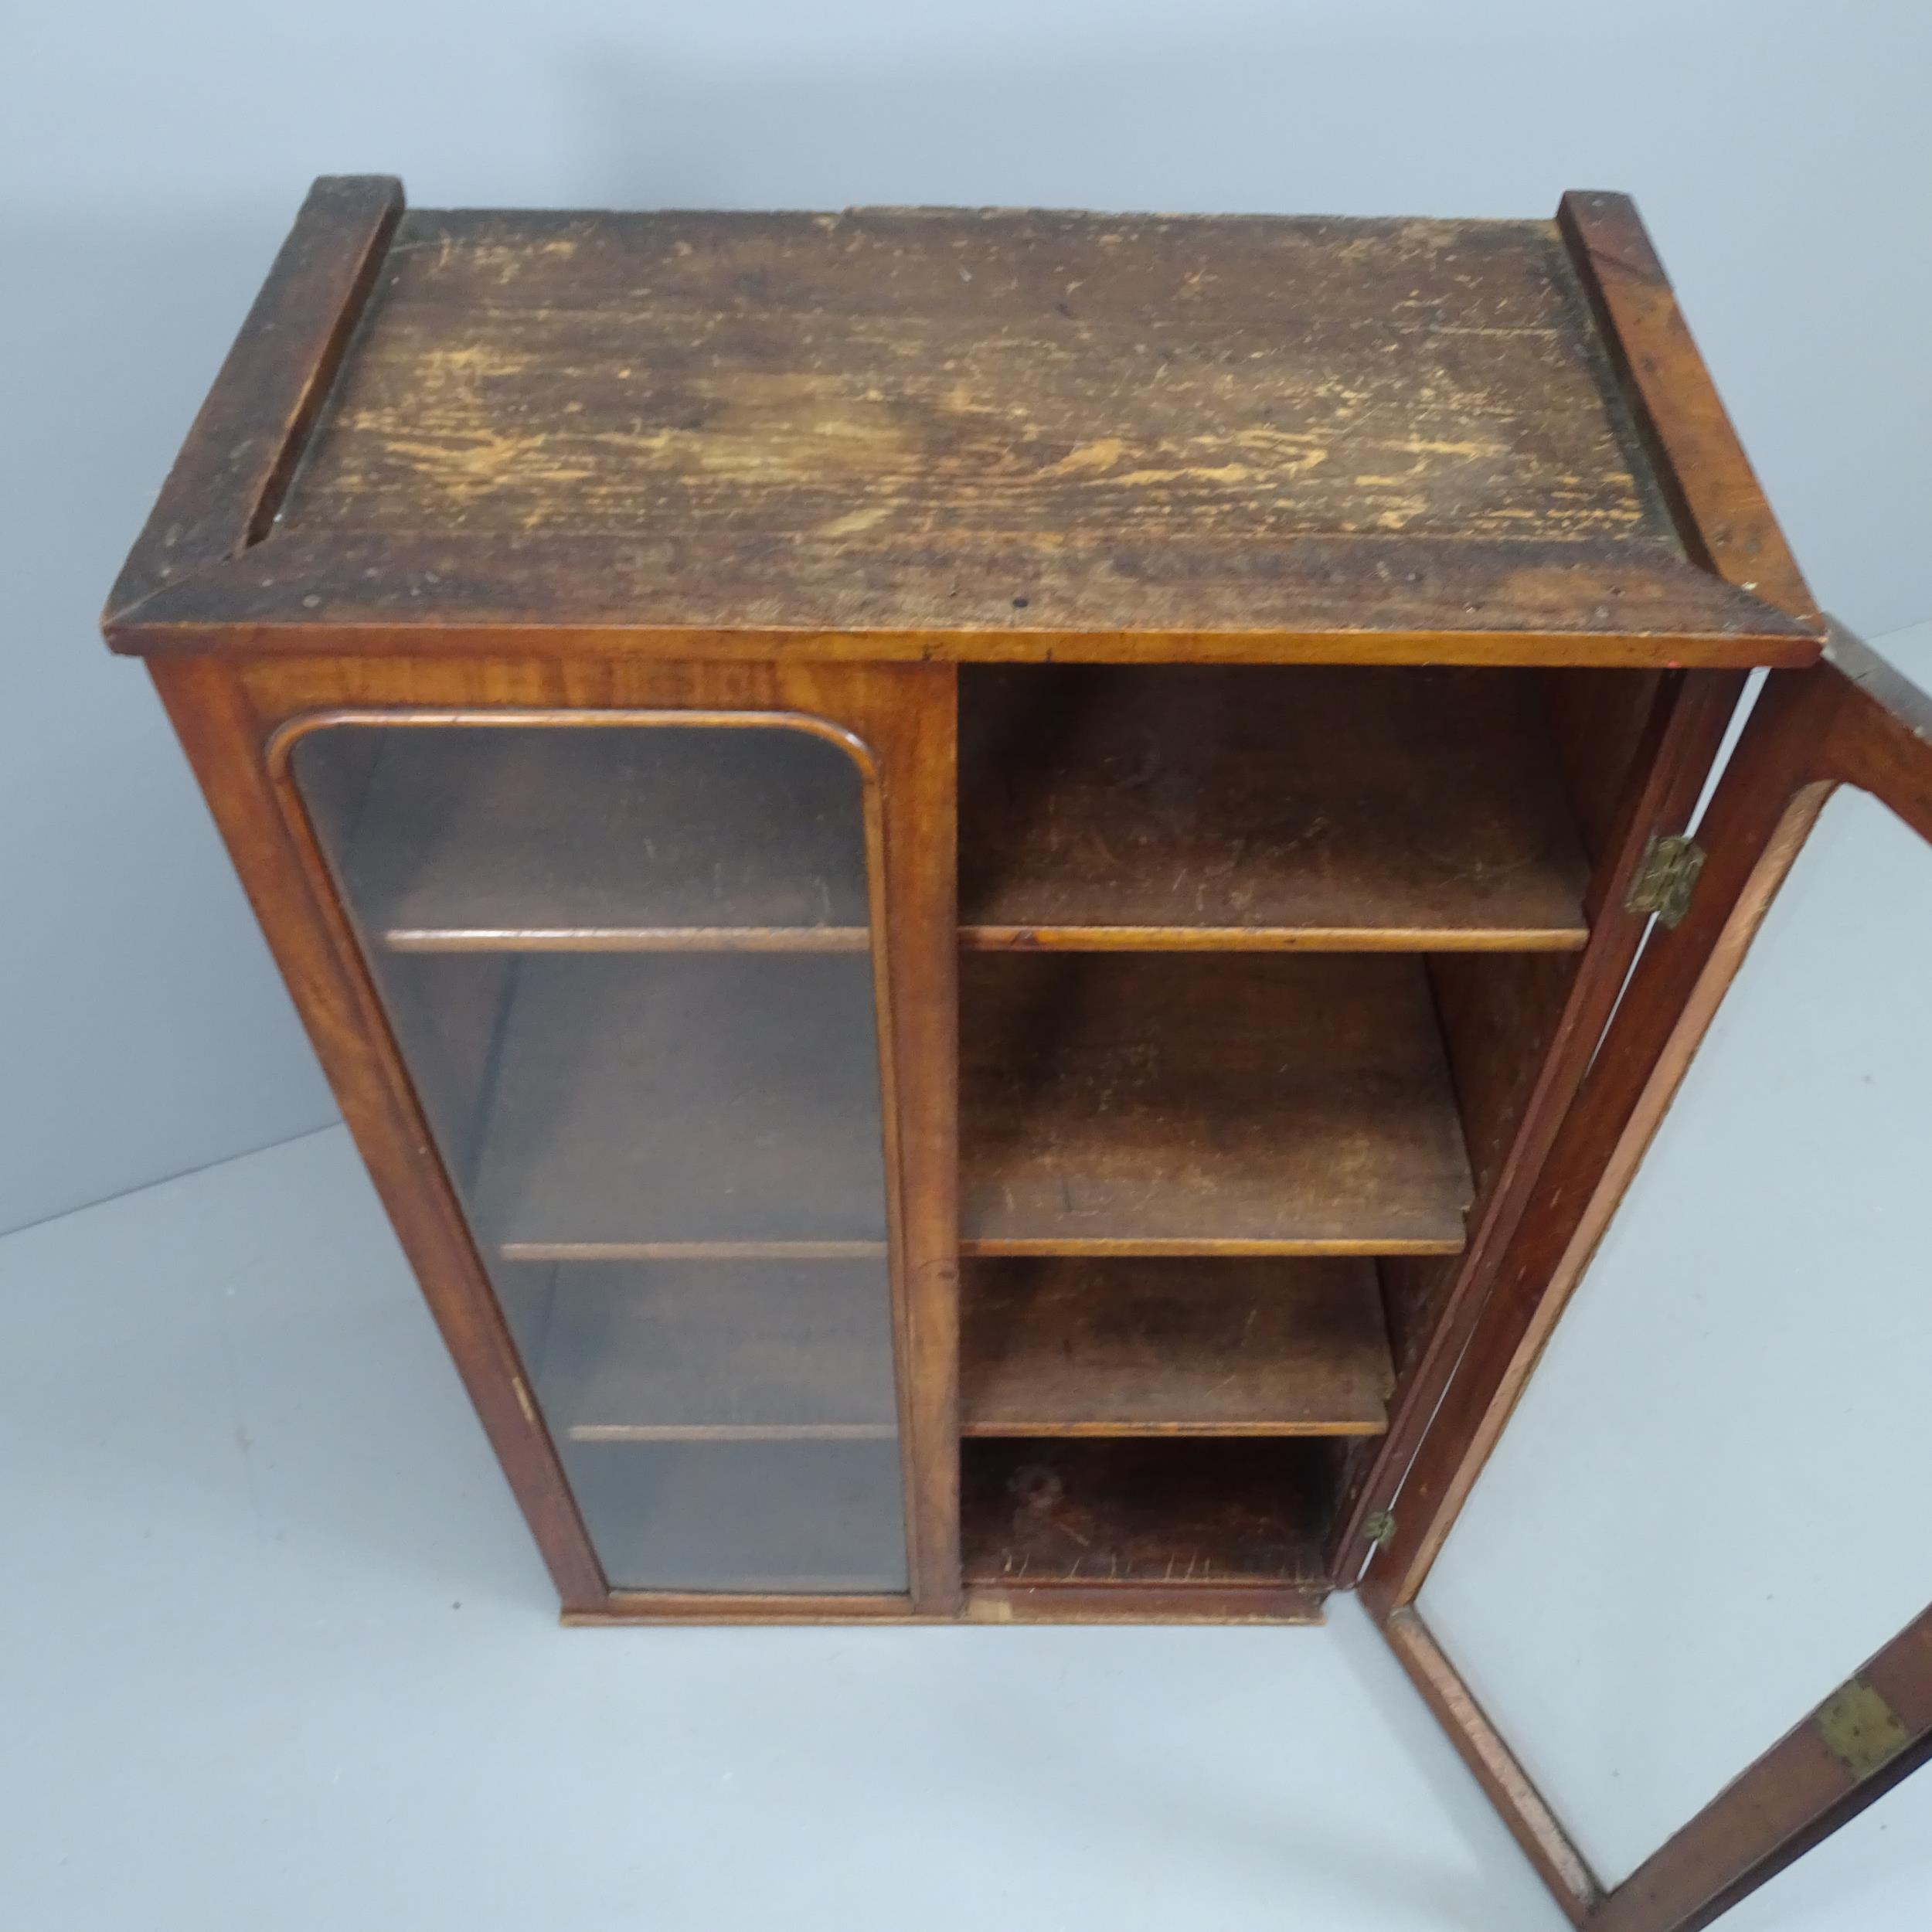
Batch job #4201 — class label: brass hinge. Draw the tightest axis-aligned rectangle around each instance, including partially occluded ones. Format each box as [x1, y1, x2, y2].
[1625, 834, 1707, 928]
[1363, 1509, 1397, 1549]
[1815, 1677, 1911, 1781]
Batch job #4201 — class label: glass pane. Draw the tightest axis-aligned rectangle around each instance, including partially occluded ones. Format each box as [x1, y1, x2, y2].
[291, 719, 907, 1594]
[1418, 785, 1932, 1883]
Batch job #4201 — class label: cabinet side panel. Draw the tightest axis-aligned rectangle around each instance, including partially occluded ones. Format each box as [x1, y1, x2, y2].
[148, 655, 607, 1610]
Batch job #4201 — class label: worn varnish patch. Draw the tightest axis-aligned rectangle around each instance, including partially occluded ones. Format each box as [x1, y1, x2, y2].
[282, 208, 1674, 596]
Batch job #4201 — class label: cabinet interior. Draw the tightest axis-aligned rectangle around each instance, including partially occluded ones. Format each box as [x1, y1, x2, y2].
[296, 662, 1662, 1610]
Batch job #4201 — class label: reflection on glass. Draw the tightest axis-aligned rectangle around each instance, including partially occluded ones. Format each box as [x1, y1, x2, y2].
[293, 720, 907, 1594]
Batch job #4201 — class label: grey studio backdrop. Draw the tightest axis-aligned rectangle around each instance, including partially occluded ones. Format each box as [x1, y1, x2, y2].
[5, 0, 1929, 1237]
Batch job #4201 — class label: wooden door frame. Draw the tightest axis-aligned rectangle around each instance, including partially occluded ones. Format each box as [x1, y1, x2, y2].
[151, 651, 961, 1622]
[1358, 624, 1932, 1928]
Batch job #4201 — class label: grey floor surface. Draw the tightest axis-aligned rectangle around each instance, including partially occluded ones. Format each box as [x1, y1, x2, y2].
[2, 1124, 1923, 1929]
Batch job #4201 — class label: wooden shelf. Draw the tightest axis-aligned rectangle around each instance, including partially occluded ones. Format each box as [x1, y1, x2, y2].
[331, 723, 872, 952]
[470, 954, 889, 1258]
[959, 1257, 1393, 1437]
[565, 1438, 909, 1594]
[959, 953, 1473, 1253]
[522, 1260, 900, 1444]
[958, 665, 1590, 951]
[961, 1440, 1333, 1590]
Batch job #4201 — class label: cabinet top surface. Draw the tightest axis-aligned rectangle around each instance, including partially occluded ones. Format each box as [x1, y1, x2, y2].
[105, 179, 1821, 665]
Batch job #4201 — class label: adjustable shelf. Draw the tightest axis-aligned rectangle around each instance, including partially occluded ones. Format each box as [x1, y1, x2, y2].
[466, 953, 890, 1260]
[518, 1260, 900, 1444]
[327, 723, 872, 954]
[960, 1440, 1335, 1591]
[959, 1257, 1395, 1437]
[958, 951, 1475, 1253]
[958, 665, 1591, 951]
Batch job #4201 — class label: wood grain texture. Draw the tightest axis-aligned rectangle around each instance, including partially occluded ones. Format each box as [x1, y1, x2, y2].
[860, 665, 964, 1611]
[287, 207, 1665, 543]
[311, 716, 871, 951]
[959, 1256, 1393, 1435]
[959, 665, 1590, 948]
[107, 176, 403, 619]
[961, 1439, 1333, 1589]
[107, 195, 1821, 663]
[1557, 192, 1818, 625]
[960, 951, 1474, 1253]
[111, 530, 1818, 663]
[1338, 668, 1745, 1580]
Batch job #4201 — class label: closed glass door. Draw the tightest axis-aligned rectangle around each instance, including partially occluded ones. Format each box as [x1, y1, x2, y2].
[289, 716, 908, 1594]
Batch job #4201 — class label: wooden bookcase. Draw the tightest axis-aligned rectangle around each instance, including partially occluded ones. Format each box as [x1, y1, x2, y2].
[104, 178, 1931, 1930]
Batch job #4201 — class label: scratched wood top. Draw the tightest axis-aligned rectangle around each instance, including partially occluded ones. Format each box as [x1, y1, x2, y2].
[235, 203, 1802, 651]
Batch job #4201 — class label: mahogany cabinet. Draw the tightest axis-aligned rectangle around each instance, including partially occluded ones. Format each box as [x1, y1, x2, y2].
[105, 177, 1930, 1929]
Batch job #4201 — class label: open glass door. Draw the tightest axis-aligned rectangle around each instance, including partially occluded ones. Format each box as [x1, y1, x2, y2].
[1363, 627, 1932, 1931]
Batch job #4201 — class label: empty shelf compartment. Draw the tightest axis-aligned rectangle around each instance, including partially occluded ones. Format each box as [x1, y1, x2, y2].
[961, 1439, 1335, 1590]
[958, 665, 1590, 950]
[960, 952, 1474, 1253]
[960, 1256, 1394, 1436]
[301, 720, 872, 952]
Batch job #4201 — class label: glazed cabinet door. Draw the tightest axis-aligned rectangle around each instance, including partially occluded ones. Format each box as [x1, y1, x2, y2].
[1366, 627, 1932, 1931]
[286, 712, 909, 1596]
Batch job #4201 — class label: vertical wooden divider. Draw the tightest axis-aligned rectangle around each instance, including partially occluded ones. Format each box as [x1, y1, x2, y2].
[872, 665, 963, 1611]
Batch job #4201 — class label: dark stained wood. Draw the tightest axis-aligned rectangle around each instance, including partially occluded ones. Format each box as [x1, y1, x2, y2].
[1385, 1610, 1600, 1923]
[105, 193, 1821, 665]
[104, 182, 1873, 1784]
[959, 1256, 1393, 1436]
[528, 1259, 899, 1442]
[1594, 1605, 1932, 1932]
[1429, 951, 1583, 1200]
[469, 953, 889, 1257]
[1538, 667, 1666, 866]
[959, 665, 1591, 949]
[961, 1439, 1333, 1589]
[308, 717, 872, 951]
[106, 177, 403, 621]
[287, 209, 1665, 547]
[1336, 667, 1745, 1576]
[865, 665, 964, 1611]
[110, 528, 1818, 666]
[1556, 192, 1819, 626]
[959, 952, 1474, 1253]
